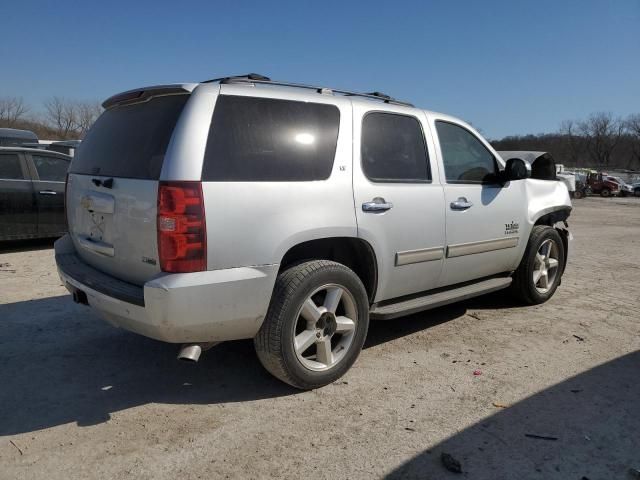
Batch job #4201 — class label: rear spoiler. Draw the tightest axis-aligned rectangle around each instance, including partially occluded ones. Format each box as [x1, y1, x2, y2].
[102, 83, 198, 109]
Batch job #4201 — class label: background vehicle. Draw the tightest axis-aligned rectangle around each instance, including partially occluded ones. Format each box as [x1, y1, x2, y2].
[604, 175, 634, 197]
[0, 128, 38, 147]
[55, 75, 571, 389]
[0, 147, 70, 241]
[572, 179, 590, 199]
[585, 171, 620, 197]
[46, 140, 80, 157]
[22, 140, 81, 157]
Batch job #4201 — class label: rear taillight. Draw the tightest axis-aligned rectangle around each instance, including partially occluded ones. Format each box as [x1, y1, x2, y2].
[157, 181, 207, 273]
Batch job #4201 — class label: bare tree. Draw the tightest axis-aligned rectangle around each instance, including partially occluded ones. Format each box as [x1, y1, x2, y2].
[44, 97, 79, 139]
[0, 97, 29, 126]
[76, 101, 102, 135]
[625, 114, 640, 169]
[558, 119, 583, 167]
[577, 112, 624, 168]
[44, 97, 102, 138]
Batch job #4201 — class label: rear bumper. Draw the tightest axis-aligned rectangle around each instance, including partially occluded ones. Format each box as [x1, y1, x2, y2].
[54, 235, 278, 343]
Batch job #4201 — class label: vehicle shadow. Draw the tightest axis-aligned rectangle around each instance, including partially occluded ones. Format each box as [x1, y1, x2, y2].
[0, 295, 296, 436]
[385, 350, 640, 479]
[365, 290, 524, 349]
[0, 237, 57, 254]
[0, 290, 532, 436]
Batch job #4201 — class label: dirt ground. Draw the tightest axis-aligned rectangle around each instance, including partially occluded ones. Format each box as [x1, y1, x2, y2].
[1, 197, 639, 480]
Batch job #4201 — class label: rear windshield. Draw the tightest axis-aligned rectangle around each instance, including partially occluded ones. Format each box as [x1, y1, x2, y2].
[202, 95, 340, 182]
[70, 94, 188, 179]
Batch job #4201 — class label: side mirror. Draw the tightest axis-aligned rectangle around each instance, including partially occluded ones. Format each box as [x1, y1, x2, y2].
[502, 158, 531, 182]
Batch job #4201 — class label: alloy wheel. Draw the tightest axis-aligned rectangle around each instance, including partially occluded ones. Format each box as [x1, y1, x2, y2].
[293, 284, 358, 371]
[533, 239, 560, 294]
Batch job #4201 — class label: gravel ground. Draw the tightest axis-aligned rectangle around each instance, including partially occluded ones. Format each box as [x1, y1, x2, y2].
[1, 197, 639, 479]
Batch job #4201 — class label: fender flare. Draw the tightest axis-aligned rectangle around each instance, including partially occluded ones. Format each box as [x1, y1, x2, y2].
[531, 206, 572, 226]
[531, 206, 571, 273]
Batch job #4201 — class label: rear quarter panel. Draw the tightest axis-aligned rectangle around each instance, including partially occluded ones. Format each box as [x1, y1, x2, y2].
[199, 91, 356, 270]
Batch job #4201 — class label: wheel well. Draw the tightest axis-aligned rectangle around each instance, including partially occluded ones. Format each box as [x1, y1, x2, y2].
[534, 208, 570, 272]
[534, 208, 571, 227]
[279, 237, 378, 302]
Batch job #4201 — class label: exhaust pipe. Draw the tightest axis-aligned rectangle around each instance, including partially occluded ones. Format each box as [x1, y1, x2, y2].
[72, 289, 89, 305]
[177, 342, 219, 362]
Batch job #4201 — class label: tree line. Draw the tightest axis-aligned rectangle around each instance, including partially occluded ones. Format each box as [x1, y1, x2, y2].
[0, 96, 102, 141]
[491, 112, 640, 171]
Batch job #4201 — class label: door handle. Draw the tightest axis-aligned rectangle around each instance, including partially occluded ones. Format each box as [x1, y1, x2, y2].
[39, 190, 58, 195]
[450, 197, 473, 210]
[362, 198, 393, 213]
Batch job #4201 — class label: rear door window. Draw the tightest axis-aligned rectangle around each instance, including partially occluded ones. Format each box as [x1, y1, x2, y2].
[361, 112, 430, 182]
[33, 155, 69, 182]
[202, 95, 340, 181]
[0, 153, 25, 179]
[70, 94, 188, 179]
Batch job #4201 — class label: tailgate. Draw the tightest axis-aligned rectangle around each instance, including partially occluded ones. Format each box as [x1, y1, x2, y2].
[66, 92, 190, 285]
[67, 174, 159, 285]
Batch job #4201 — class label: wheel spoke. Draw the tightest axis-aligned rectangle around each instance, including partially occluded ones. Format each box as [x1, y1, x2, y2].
[536, 253, 545, 267]
[533, 269, 543, 284]
[548, 258, 559, 270]
[543, 241, 552, 259]
[294, 330, 317, 354]
[335, 316, 355, 333]
[324, 287, 343, 313]
[315, 338, 333, 366]
[539, 272, 549, 289]
[300, 298, 322, 323]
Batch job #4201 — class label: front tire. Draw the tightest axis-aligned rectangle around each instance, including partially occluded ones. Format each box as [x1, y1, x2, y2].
[511, 226, 565, 305]
[254, 260, 369, 390]
[573, 189, 584, 199]
[600, 188, 611, 197]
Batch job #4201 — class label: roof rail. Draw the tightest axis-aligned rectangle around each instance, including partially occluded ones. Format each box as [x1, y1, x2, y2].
[202, 73, 271, 83]
[202, 74, 414, 107]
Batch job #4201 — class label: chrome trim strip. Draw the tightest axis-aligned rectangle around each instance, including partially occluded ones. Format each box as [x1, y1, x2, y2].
[395, 246, 444, 266]
[447, 237, 519, 258]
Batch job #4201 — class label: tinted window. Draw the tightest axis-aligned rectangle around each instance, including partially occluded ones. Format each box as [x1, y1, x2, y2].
[202, 95, 340, 182]
[361, 113, 430, 182]
[33, 155, 69, 181]
[436, 121, 498, 184]
[0, 153, 24, 179]
[70, 94, 188, 179]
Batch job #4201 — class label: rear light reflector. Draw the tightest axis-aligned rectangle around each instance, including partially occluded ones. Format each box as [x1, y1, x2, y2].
[158, 181, 206, 273]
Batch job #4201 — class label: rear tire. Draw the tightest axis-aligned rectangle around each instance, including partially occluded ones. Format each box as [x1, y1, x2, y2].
[254, 260, 369, 390]
[511, 226, 565, 305]
[573, 189, 584, 199]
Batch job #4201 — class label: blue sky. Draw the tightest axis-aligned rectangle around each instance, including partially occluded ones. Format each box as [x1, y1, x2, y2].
[2, 0, 638, 139]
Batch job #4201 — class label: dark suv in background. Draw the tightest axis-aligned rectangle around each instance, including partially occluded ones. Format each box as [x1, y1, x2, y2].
[0, 147, 70, 241]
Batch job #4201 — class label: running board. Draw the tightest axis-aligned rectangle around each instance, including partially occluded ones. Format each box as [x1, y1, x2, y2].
[370, 277, 512, 320]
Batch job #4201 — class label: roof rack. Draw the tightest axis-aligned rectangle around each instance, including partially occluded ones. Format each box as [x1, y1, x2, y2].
[201, 73, 414, 107]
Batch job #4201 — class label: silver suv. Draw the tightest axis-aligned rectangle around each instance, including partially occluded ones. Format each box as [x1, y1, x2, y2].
[56, 74, 572, 389]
